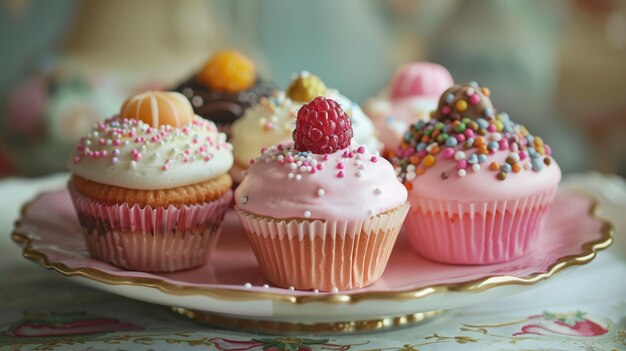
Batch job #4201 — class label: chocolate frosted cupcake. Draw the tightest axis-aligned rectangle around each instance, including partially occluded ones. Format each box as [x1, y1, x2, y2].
[175, 50, 276, 137]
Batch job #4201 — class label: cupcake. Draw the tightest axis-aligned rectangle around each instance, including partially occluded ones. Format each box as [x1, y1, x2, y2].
[365, 63, 453, 153]
[287, 71, 382, 153]
[392, 83, 561, 265]
[175, 50, 276, 137]
[67, 91, 234, 272]
[229, 90, 298, 183]
[234, 97, 409, 291]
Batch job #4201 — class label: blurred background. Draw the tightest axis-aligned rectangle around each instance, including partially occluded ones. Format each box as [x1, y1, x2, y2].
[0, 0, 624, 177]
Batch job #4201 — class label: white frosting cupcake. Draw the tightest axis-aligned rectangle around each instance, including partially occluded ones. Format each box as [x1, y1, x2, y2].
[68, 92, 233, 190]
[230, 91, 297, 170]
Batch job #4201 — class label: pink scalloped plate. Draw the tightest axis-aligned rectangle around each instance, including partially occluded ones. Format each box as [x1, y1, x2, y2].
[12, 189, 612, 323]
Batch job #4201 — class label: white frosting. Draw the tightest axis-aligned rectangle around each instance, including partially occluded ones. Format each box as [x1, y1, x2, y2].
[230, 91, 297, 167]
[68, 116, 233, 190]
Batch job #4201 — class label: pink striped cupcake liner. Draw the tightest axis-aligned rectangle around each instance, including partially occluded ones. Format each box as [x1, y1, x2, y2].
[68, 183, 232, 272]
[404, 188, 558, 265]
[235, 203, 409, 291]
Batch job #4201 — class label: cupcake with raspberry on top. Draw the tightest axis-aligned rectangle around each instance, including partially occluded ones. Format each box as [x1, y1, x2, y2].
[287, 71, 382, 152]
[175, 50, 275, 137]
[235, 97, 408, 291]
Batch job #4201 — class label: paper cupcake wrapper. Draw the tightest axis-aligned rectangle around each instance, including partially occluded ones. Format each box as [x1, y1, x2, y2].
[69, 184, 232, 272]
[235, 203, 410, 291]
[404, 187, 558, 265]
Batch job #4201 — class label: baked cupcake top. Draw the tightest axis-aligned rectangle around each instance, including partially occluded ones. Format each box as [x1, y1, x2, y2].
[391, 82, 561, 201]
[287, 72, 382, 152]
[68, 91, 233, 190]
[365, 63, 453, 150]
[175, 50, 275, 129]
[230, 90, 297, 167]
[235, 97, 406, 221]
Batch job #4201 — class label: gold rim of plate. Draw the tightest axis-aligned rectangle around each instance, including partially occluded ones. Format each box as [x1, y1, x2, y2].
[11, 190, 614, 305]
[170, 307, 444, 334]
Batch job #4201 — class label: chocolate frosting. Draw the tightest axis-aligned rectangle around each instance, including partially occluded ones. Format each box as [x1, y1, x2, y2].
[175, 76, 276, 134]
[432, 82, 495, 121]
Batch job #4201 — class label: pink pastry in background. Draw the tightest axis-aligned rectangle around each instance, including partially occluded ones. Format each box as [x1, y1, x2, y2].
[365, 62, 453, 153]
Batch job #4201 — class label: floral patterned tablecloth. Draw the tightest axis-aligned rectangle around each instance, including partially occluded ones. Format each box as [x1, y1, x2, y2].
[0, 173, 624, 351]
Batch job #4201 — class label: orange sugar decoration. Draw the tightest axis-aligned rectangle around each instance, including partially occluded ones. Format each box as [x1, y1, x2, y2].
[477, 146, 488, 155]
[481, 87, 491, 97]
[120, 91, 194, 128]
[423, 155, 436, 167]
[197, 50, 256, 93]
[474, 136, 485, 147]
[430, 145, 441, 155]
[416, 167, 426, 175]
[512, 163, 521, 173]
[489, 162, 500, 171]
[383, 150, 396, 159]
[409, 155, 421, 165]
[404, 181, 413, 190]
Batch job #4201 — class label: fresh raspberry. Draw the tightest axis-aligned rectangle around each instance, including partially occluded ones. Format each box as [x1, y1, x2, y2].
[293, 97, 353, 154]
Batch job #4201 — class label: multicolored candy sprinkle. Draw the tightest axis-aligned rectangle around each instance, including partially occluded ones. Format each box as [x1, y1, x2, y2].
[390, 82, 553, 188]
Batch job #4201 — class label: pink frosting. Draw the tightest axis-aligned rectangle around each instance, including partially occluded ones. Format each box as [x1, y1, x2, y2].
[389, 62, 453, 101]
[234, 144, 407, 221]
[409, 148, 561, 203]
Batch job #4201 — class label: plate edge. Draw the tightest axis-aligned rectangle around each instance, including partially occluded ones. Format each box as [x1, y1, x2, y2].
[10, 189, 614, 305]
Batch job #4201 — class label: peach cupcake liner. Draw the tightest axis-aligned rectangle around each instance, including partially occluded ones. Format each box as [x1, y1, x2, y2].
[68, 184, 232, 272]
[404, 187, 558, 265]
[235, 203, 410, 291]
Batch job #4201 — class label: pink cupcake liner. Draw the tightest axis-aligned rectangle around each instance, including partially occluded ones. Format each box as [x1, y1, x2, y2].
[235, 203, 409, 291]
[404, 188, 557, 265]
[68, 184, 232, 272]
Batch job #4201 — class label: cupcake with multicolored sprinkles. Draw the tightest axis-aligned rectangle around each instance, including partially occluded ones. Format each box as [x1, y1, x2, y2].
[391, 82, 561, 264]
[67, 91, 233, 272]
[235, 96, 408, 291]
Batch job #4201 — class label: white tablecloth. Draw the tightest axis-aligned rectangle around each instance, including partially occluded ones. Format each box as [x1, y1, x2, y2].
[0, 173, 625, 350]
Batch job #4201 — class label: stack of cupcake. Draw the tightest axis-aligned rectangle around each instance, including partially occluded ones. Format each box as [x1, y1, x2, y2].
[66, 57, 562, 291]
